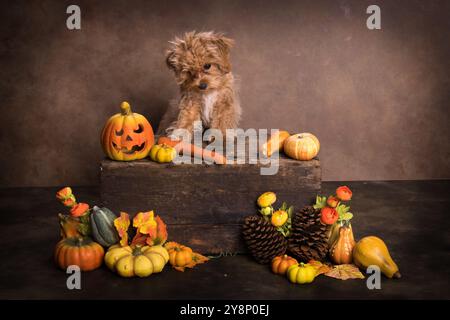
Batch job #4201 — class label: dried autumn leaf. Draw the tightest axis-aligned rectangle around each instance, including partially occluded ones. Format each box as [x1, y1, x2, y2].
[130, 232, 147, 246]
[324, 264, 365, 280]
[308, 260, 332, 276]
[194, 252, 209, 263]
[133, 211, 157, 235]
[173, 266, 186, 272]
[146, 215, 168, 246]
[181, 251, 209, 271]
[114, 212, 130, 247]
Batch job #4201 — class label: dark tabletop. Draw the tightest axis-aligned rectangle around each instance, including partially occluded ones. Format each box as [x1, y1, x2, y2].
[1, 181, 449, 300]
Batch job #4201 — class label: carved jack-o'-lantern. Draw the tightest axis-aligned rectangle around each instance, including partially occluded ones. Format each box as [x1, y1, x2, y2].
[101, 101, 154, 161]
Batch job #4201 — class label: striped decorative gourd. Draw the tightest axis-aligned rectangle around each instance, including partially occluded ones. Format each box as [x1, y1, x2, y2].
[90, 206, 119, 247]
[283, 133, 320, 161]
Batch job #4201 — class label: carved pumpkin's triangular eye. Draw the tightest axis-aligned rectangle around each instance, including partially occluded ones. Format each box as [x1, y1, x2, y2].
[115, 129, 124, 136]
[134, 124, 144, 133]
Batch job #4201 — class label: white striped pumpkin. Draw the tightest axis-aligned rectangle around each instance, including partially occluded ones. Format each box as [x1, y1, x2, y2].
[283, 133, 320, 160]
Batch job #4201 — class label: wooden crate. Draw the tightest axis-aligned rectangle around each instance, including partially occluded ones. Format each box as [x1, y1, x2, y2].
[100, 156, 321, 254]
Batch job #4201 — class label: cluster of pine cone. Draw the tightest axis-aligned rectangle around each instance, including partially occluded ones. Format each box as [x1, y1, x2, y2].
[242, 206, 329, 264]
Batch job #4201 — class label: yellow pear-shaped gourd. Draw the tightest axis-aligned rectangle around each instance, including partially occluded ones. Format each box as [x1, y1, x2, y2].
[353, 236, 401, 279]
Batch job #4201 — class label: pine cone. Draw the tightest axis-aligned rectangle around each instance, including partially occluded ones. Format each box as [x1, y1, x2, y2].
[242, 215, 287, 264]
[288, 206, 330, 262]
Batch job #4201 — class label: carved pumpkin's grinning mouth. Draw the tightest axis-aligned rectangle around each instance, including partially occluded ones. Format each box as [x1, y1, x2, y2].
[112, 142, 146, 154]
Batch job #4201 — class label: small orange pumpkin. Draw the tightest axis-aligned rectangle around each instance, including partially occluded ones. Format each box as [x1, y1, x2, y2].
[271, 254, 298, 275]
[165, 242, 193, 268]
[330, 225, 355, 264]
[101, 101, 154, 161]
[55, 237, 105, 271]
[283, 133, 320, 161]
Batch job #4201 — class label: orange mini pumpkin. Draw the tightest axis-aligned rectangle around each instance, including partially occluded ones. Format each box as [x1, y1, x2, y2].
[101, 101, 154, 161]
[165, 242, 193, 268]
[55, 237, 105, 271]
[271, 254, 298, 275]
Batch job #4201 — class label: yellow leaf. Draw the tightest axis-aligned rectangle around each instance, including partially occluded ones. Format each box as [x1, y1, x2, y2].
[308, 260, 332, 276]
[114, 212, 130, 247]
[133, 211, 157, 235]
[324, 264, 365, 280]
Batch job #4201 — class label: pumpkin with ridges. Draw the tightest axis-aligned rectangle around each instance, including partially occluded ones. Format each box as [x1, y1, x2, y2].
[165, 242, 193, 268]
[149, 144, 177, 163]
[271, 255, 298, 275]
[101, 101, 154, 161]
[283, 133, 320, 161]
[90, 206, 119, 247]
[287, 263, 317, 284]
[55, 237, 104, 271]
[105, 244, 169, 277]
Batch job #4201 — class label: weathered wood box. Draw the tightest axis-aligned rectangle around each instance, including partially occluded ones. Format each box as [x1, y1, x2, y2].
[100, 156, 321, 254]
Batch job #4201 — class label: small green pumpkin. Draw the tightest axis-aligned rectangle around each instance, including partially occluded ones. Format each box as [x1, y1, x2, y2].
[90, 206, 119, 247]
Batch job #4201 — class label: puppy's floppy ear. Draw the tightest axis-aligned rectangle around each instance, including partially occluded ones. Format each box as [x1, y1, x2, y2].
[165, 49, 177, 72]
[212, 34, 234, 56]
[211, 34, 234, 72]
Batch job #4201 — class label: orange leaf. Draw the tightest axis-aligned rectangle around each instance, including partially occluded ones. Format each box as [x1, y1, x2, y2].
[173, 266, 186, 272]
[146, 215, 168, 246]
[184, 251, 209, 269]
[131, 232, 147, 246]
[192, 252, 209, 264]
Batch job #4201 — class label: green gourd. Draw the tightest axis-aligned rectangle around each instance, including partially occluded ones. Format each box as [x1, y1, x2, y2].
[90, 206, 119, 247]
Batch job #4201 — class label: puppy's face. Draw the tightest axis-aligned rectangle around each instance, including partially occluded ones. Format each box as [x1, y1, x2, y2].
[166, 31, 234, 92]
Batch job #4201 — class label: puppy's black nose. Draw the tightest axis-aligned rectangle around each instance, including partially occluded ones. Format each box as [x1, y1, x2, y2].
[199, 83, 208, 90]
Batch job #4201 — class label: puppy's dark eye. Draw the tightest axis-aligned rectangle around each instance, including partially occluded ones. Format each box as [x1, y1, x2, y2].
[203, 64, 211, 70]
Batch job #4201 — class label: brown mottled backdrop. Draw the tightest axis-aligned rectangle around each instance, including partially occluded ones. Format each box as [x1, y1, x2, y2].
[1, 0, 449, 187]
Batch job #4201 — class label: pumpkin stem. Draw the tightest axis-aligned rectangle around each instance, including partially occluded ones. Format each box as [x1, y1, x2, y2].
[132, 246, 142, 256]
[120, 101, 132, 115]
[76, 237, 85, 247]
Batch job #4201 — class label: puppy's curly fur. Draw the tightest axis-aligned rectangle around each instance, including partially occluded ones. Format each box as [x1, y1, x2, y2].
[158, 31, 241, 139]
